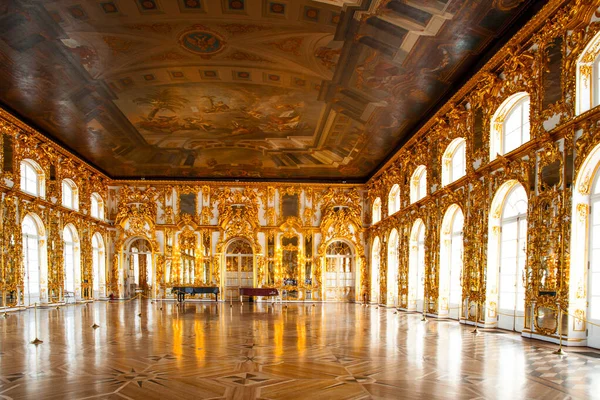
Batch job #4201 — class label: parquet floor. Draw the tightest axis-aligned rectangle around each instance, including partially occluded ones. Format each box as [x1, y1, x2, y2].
[0, 301, 599, 399]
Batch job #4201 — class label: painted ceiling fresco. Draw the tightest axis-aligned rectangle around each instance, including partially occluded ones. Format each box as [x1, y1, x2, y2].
[0, 0, 542, 181]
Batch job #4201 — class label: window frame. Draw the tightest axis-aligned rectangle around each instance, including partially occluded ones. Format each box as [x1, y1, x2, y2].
[20, 159, 45, 197]
[410, 165, 427, 204]
[61, 179, 79, 211]
[490, 92, 531, 161]
[90, 193, 104, 220]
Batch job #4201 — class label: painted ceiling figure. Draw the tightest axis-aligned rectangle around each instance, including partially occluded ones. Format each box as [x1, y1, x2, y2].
[201, 96, 230, 113]
[134, 88, 189, 121]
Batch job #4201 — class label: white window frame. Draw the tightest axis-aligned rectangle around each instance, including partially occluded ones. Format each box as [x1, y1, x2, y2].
[442, 138, 466, 186]
[90, 193, 104, 220]
[410, 165, 427, 204]
[388, 184, 400, 215]
[20, 159, 45, 197]
[62, 179, 79, 211]
[372, 197, 382, 224]
[490, 92, 531, 160]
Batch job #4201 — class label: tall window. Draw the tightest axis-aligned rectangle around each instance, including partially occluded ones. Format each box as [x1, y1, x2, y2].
[440, 205, 464, 319]
[132, 247, 140, 285]
[498, 185, 528, 332]
[490, 92, 530, 159]
[410, 165, 427, 203]
[22, 215, 41, 306]
[372, 197, 382, 224]
[577, 31, 600, 115]
[20, 160, 44, 197]
[92, 233, 104, 297]
[503, 98, 530, 154]
[62, 179, 78, 210]
[589, 173, 600, 322]
[409, 220, 426, 312]
[388, 184, 400, 215]
[387, 229, 399, 307]
[63, 225, 79, 297]
[371, 237, 381, 303]
[442, 138, 466, 186]
[90, 193, 104, 220]
[449, 211, 463, 308]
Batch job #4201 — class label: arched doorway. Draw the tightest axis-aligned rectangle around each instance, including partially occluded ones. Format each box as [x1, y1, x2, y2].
[387, 229, 399, 307]
[125, 238, 153, 298]
[63, 224, 81, 301]
[440, 205, 464, 319]
[92, 233, 105, 299]
[325, 241, 355, 302]
[21, 214, 47, 306]
[409, 219, 425, 312]
[225, 239, 254, 300]
[370, 237, 381, 304]
[488, 181, 528, 332]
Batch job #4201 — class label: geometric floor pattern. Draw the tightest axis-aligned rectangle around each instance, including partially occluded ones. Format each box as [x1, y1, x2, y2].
[0, 301, 599, 399]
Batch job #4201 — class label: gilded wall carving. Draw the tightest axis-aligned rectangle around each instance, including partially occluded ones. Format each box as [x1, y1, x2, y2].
[363, 0, 600, 340]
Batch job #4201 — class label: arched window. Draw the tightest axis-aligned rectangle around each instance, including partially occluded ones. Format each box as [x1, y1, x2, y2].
[62, 179, 79, 210]
[371, 237, 381, 303]
[388, 184, 400, 215]
[442, 138, 466, 186]
[63, 224, 81, 300]
[410, 165, 427, 203]
[92, 233, 105, 299]
[439, 205, 464, 320]
[20, 159, 44, 197]
[577, 30, 600, 115]
[372, 197, 382, 224]
[487, 181, 528, 333]
[90, 193, 104, 220]
[387, 229, 399, 307]
[22, 215, 41, 306]
[409, 219, 426, 312]
[490, 92, 530, 160]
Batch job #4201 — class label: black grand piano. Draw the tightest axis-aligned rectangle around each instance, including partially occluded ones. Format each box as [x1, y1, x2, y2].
[171, 286, 219, 302]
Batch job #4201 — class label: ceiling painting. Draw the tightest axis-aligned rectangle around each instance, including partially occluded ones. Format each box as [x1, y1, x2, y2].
[0, 0, 543, 181]
[114, 83, 325, 143]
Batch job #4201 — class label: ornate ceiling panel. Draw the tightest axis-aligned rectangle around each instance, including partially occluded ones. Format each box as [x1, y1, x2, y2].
[0, 0, 540, 181]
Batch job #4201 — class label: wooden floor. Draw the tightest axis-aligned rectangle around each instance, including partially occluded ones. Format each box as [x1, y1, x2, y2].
[0, 301, 599, 399]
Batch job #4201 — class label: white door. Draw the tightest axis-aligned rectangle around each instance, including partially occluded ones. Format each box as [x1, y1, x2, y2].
[225, 254, 254, 300]
[448, 227, 463, 320]
[371, 238, 380, 303]
[498, 216, 527, 332]
[416, 228, 425, 313]
[325, 255, 355, 302]
[588, 195, 600, 348]
[23, 234, 40, 306]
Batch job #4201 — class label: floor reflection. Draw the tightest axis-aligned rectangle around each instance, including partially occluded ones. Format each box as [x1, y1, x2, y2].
[0, 301, 598, 399]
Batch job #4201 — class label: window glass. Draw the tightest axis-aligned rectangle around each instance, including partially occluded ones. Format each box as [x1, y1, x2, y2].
[503, 98, 530, 154]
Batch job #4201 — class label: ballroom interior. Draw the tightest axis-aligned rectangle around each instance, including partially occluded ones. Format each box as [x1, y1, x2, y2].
[2, 0, 600, 399]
